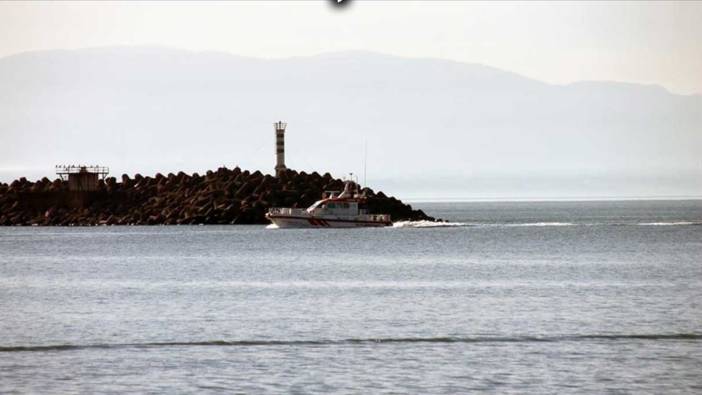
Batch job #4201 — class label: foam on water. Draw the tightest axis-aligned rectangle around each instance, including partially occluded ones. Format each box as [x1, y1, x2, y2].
[637, 221, 698, 226]
[394, 221, 701, 228]
[502, 222, 575, 227]
[392, 220, 468, 228]
[392, 221, 579, 228]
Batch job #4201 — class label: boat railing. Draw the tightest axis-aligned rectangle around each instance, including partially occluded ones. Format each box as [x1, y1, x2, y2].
[268, 207, 308, 216]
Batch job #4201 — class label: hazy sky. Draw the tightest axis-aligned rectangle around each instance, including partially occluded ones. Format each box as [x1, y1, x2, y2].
[1, 1, 701, 94]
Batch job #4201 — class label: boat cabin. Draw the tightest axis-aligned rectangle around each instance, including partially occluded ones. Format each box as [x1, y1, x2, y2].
[306, 198, 366, 216]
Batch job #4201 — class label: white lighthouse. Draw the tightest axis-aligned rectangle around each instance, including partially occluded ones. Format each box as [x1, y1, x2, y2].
[274, 121, 287, 177]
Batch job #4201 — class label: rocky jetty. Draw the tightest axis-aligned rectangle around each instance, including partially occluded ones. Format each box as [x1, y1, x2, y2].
[0, 168, 433, 226]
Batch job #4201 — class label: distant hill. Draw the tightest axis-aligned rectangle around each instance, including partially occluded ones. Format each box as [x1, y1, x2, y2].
[1, 47, 700, 199]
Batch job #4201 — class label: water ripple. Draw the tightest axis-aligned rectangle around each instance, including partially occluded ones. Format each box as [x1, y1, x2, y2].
[2, 334, 699, 353]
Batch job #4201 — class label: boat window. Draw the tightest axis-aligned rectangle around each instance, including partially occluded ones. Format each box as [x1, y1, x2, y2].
[327, 203, 335, 209]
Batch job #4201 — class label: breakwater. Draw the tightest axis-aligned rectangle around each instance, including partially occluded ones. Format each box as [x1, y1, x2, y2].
[0, 167, 433, 226]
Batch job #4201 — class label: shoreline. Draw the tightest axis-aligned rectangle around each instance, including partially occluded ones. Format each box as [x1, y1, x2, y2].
[0, 167, 433, 226]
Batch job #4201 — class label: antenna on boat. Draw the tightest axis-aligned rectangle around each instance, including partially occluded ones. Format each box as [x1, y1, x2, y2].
[348, 172, 360, 197]
[363, 140, 367, 188]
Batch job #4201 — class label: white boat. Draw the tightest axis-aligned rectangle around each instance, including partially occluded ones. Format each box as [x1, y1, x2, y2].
[266, 180, 391, 228]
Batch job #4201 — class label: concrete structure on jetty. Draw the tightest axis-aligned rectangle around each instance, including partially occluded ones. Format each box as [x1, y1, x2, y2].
[56, 165, 109, 192]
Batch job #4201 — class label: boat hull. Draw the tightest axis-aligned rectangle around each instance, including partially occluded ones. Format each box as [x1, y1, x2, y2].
[267, 215, 391, 229]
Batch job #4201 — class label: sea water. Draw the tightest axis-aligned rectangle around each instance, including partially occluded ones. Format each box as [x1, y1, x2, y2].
[1, 200, 701, 393]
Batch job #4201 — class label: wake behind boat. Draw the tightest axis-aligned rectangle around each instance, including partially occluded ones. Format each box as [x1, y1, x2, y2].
[266, 180, 391, 228]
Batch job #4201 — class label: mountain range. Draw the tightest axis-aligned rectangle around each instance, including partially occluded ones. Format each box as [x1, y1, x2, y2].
[1, 47, 700, 199]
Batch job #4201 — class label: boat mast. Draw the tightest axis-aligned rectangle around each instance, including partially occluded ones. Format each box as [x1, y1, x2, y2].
[363, 140, 367, 189]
